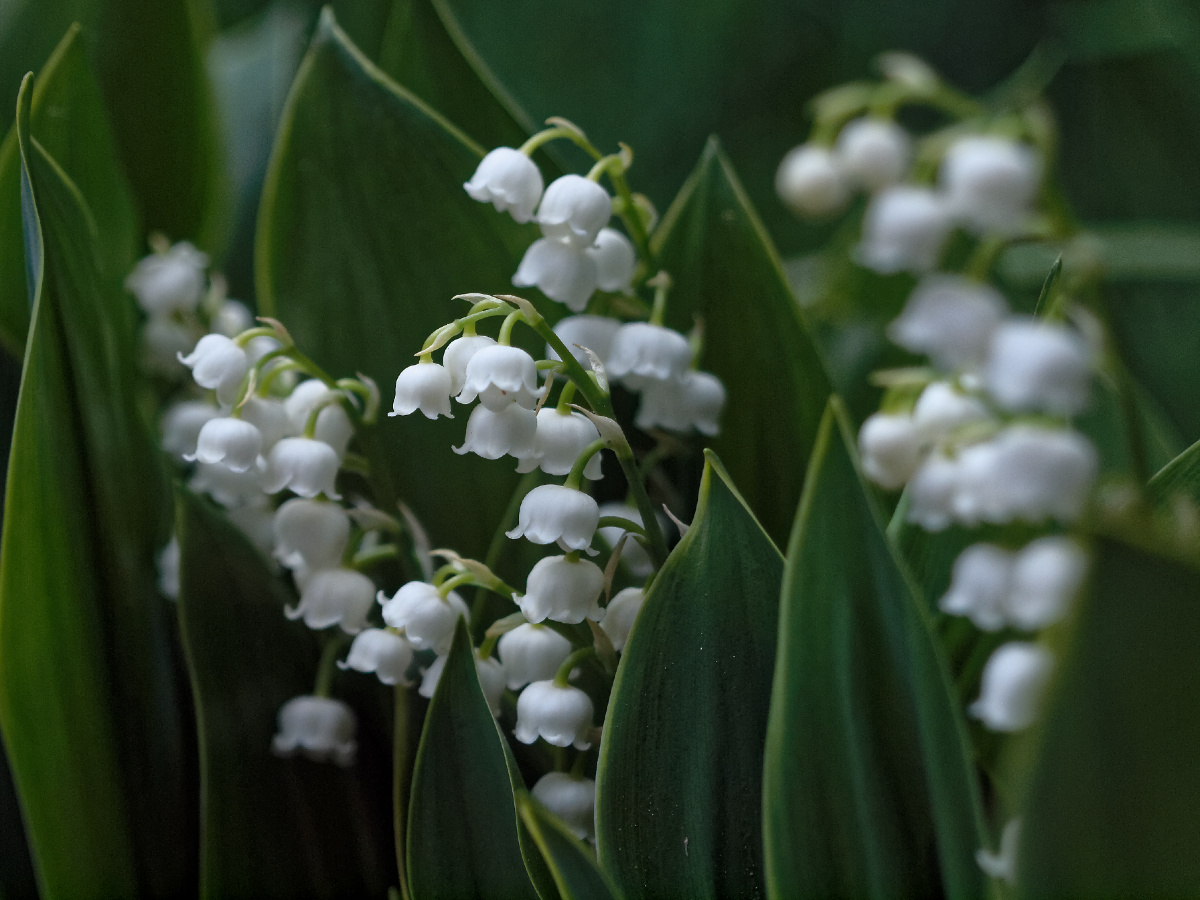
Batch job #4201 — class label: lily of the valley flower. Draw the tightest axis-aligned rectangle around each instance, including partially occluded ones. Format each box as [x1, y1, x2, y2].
[515, 554, 605, 625]
[911, 381, 992, 441]
[939, 543, 1014, 632]
[941, 135, 1042, 235]
[284, 380, 354, 457]
[391, 362, 454, 419]
[532, 772, 597, 841]
[125, 241, 208, 315]
[262, 437, 342, 499]
[513, 239, 599, 312]
[856, 185, 952, 274]
[507, 484, 600, 554]
[518, 408, 604, 478]
[285, 567, 375, 633]
[273, 497, 351, 571]
[969, 641, 1054, 732]
[600, 586, 646, 652]
[458, 344, 543, 411]
[272, 695, 357, 766]
[835, 117, 912, 192]
[178, 334, 249, 406]
[514, 680, 594, 749]
[339, 629, 415, 686]
[443, 335, 497, 395]
[606, 322, 693, 389]
[858, 413, 922, 491]
[1007, 536, 1087, 631]
[537, 175, 612, 248]
[635, 370, 726, 436]
[378, 581, 469, 655]
[189, 461, 264, 508]
[546, 315, 620, 365]
[161, 400, 220, 459]
[586, 228, 636, 294]
[596, 503, 655, 579]
[240, 396, 292, 452]
[775, 144, 848, 217]
[498, 623, 574, 690]
[889, 275, 1008, 371]
[187, 416, 263, 473]
[453, 402, 538, 460]
[984, 318, 1093, 417]
[464, 147, 545, 223]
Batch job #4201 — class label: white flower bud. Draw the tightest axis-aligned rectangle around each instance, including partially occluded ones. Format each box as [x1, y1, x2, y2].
[213, 299, 254, 337]
[606, 323, 692, 389]
[378, 581, 468, 655]
[272, 695, 356, 766]
[125, 241, 208, 315]
[1007, 536, 1087, 631]
[458, 344, 543, 411]
[515, 555, 605, 625]
[464, 147, 545, 223]
[856, 186, 952, 274]
[339, 629, 415, 686]
[514, 680, 593, 749]
[178, 334, 249, 406]
[506, 485, 599, 554]
[240, 396, 293, 452]
[858, 413, 921, 490]
[273, 497, 350, 571]
[537, 175, 612, 249]
[969, 642, 1054, 732]
[158, 536, 180, 600]
[519, 408, 603, 479]
[142, 317, 197, 373]
[161, 400, 219, 459]
[443, 335, 497, 396]
[532, 772, 596, 841]
[262, 437, 341, 499]
[976, 819, 1021, 885]
[835, 118, 912, 192]
[600, 586, 645, 652]
[635, 370, 726, 436]
[498, 623, 574, 690]
[189, 461, 263, 508]
[912, 381, 992, 442]
[984, 319, 1093, 417]
[906, 450, 960, 532]
[187, 416, 263, 473]
[586, 228, 636, 294]
[285, 568, 375, 633]
[390, 363, 453, 419]
[546, 315, 620, 366]
[775, 145, 848, 217]
[939, 543, 1014, 631]
[597, 504, 655, 579]
[453, 403, 538, 460]
[513, 238, 599, 313]
[889, 276, 1008, 370]
[941, 136, 1042, 235]
[284, 380, 353, 456]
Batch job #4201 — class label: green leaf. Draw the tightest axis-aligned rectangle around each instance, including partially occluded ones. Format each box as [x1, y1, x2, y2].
[762, 399, 987, 900]
[1148, 432, 1200, 503]
[517, 792, 623, 900]
[0, 75, 190, 897]
[256, 7, 537, 560]
[174, 486, 395, 898]
[654, 138, 832, 547]
[0, 22, 139, 355]
[595, 450, 783, 899]
[407, 618, 541, 900]
[1015, 535, 1200, 896]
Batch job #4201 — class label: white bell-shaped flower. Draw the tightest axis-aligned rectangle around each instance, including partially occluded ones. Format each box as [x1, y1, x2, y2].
[285, 567, 374, 633]
[858, 413, 921, 491]
[142, 317, 197, 373]
[272, 695, 356, 766]
[546, 315, 620, 366]
[939, 543, 1014, 631]
[976, 819, 1021, 885]
[240, 396, 293, 452]
[262, 437, 341, 499]
[453, 402, 538, 460]
[514, 680, 594, 749]
[476, 655, 505, 717]
[969, 642, 1054, 732]
[513, 239, 599, 313]
[161, 400, 219, 459]
[984, 318, 1093, 417]
[391, 363, 453, 419]
[600, 586, 645, 652]
[458, 344, 543, 411]
[532, 772, 597, 841]
[158, 536, 180, 600]
[339, 629, 415, 685]
[498, 623, 574, 690]
[515, 554, 605, 624]
[906, 450, 960, 531]
[835, 118, 912, 192]
[212, 298, 254, 337]
[1007, 536, 1087, 631]
[178, 334, 249, 406]
[856, 185, 952, 274]
[125, 241, 208, 315]
[889, 276, 1008, 370]
[635, 370, 726, 436]
[464, 147, 544, 223]
[190, 461, 263, 508]
[520, 408, 603, 478]
[273, 497, 350, 571]
[912, 381, 992, 442]
[606, 322, 692, 389]
[775, 144, 848, 216]
[378, 581, 469, 655]
[596, 503, 656, 579]
[417, 654, 445, 699]
[443, 335, 497, 395]
[507, 485, 599, 554]
[537, 175, 612, 248]
[941, 135, 1042, 235]
[954, 426, 1097, 525]
[187, 416, 263, 473]
[284, 380, 353, 456]
[586, 228, 636, 294]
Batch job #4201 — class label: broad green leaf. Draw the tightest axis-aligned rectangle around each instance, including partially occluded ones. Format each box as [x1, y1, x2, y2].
[256, 8, 537, 560]
[1149, 432, 1200, 503]
[0, 76, 190, 897]
[1015, 535, 1200, 896]
[654, 138, 832, 546]
[0, 22, 139, 355]
[595, 450, 783, 899]
[517, 792, 623, 900]
[174, 486, 394, 898]
[407, 618, 541, 900]
[762, 399, 987, 900]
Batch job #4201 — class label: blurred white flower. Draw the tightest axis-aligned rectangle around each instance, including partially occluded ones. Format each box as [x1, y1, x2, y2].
[858, 413, 921, 491]
[272, 695, 356, 766]
[976, 818, 1021, 885]
[835, 118, 911, 192]
[939, 543, 1014, 631]
[969, 642, 1054, 732]
[984, 318, 1093, 417]
[546, 315, 620, 366]
[775, 144, 848, 216]
[285, 568, 374, 633]
[600, 586, 645, 652]
[586, 228, 636, 294]
[161, 400, 219, 459]
[339, 629, 415, 686]
[272, 497, 350, 571]
[606, 322, 692, 389]
[941, 135, 1042, 235]
[262, 437, 341, 499]
[635, 371, 726, 437]
[125, 241, 208, 315]
[532, 772, 597, 841]
[1007, 536, 1087, 631]
[857, 186, 952, 274]
[889, 276, 1008, 370]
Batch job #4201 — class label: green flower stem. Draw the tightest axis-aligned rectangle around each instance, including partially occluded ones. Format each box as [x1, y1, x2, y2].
[518, 125, 581, 156]
[553, 647, 595, 687]
[497, 310, 524, 345]
[569, 751, 588, 778]
[313, 634, 350, 698]
[597, 515, 646, 537]
[437, 573, 475, 598]
[564, 439, 605, 489]
[478, 632, 500, 659]
[233, 325, 280, 347]
[647, 271, 672, 327]
[352, 544, 400, 571]
[556, 380, 577, 413]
